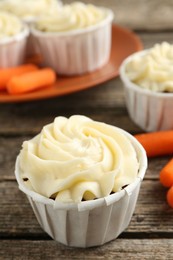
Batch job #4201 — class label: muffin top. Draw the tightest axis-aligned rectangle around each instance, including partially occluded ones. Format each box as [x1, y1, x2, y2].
[35, 2, 110, 33]
[19, 115, 139, 203]
[0, 0, 61, 20]
[0, 12, 23, 40]
[125, 42, 173, 92]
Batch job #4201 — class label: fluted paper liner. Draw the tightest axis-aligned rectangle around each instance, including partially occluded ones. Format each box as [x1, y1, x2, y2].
[31, 9, 114, 75]
[15, 129, 147, 248]
[120, 50, 173, 132]
[0, 24, 29, 68]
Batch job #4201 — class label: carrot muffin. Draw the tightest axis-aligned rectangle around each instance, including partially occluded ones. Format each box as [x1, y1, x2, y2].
[120, 42, 173, 131]
[15, 115, 147, 247]
[31, 2, 114, 75]
[0, 0, 62, 56]
[0, 12, 29, 67]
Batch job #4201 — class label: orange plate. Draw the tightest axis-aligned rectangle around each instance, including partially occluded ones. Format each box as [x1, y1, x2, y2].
[0, 24, 143, 103]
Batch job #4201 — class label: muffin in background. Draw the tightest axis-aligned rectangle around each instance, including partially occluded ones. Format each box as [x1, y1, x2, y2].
[31, 2, 114, 75]
[15, 115, 147, 247]
[0, 12, 29, 68]
[0, 0, 62, 57]
[120, 42, 173, 132]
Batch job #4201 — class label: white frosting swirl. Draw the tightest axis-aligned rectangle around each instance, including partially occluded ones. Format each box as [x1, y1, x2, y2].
[0, 12, 23, 39]
[19, 115, 139, 203]
[126, 42, 173, 92]
[0, 0, 61, 20]
[35, 2, 109, 32]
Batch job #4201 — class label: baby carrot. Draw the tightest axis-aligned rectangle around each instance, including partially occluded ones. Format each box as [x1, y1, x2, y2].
[0, 64, 38, 90]
[7, 68, 56, 95]
[134, 131, 173, 157]
[167, 186, 173, 208]
[160, 158, 173, 187]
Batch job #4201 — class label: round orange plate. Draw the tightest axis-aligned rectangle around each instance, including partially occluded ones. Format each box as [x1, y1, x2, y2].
[0, 24, 143, 103]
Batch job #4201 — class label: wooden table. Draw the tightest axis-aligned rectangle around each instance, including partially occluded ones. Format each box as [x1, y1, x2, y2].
[1, 1, 173, 259]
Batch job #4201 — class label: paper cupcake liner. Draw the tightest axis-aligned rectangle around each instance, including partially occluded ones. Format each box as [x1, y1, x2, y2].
[31, 9, 114, 75]
[15, 128, 147, 248]
[120, 51, 173, 132]
[0, 24, 29, 68]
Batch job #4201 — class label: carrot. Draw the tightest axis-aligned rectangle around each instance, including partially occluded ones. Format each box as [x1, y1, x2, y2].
[167, 186, 173, 208]
[0, 64, 38, 90]
[7, 68, 56, 95]
[134, 131, 173, 157]
[160, 158, 173, 187]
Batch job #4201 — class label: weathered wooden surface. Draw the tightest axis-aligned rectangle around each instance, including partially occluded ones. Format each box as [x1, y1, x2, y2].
[1, 239, 173, 260]
[1, 1, 173, 259]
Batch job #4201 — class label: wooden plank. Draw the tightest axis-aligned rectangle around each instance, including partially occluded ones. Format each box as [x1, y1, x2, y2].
[64, 0, 173, 31]
[0, 112, 141, 136]
[0, 137, 26, 180]
[0, 78, 135, 130]
[0, 78, 140, 135]
[0, 136, 171, 180]
[0, 180, 172, 238]
[0, 114, 141, 135]
[1, 239, 173, 260]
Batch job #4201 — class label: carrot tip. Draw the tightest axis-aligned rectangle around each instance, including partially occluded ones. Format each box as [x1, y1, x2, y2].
[167, 186, 173, 208]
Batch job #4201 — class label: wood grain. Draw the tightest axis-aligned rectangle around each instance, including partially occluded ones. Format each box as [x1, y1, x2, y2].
[1, 239, 173, 260]
[0, 78, 138, 135]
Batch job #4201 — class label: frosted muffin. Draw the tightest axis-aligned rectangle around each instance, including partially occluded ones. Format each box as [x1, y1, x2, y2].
[0, 0, 62, 56]
[31, 2, 114, 75]
[15, 115, 147, 247]
[120, 42, 173, 131]
[0, 12, 29, 67]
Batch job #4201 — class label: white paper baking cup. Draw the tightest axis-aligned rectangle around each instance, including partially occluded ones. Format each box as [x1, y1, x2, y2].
[0, 24, 29, 68]
[15, 128, 147, 248]
[31, 9, 114, 75]
[120, 50, 173, 132]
